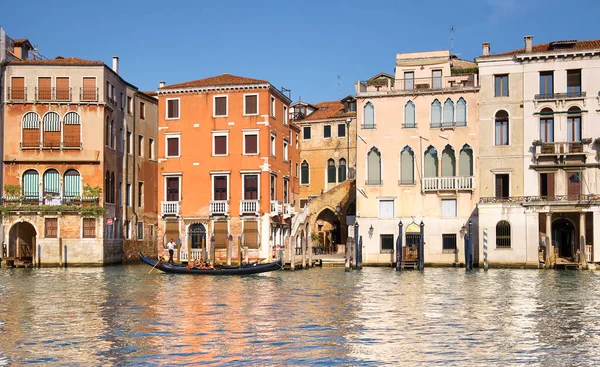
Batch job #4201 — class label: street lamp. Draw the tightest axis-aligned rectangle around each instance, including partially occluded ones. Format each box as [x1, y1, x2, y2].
[368, 224, 374, 238]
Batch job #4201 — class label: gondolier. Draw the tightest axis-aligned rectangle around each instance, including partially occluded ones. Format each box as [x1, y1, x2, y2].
[166, 239, 176, 264]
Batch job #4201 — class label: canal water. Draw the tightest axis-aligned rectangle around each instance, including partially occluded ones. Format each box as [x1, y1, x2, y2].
[1, 266, 600, 366]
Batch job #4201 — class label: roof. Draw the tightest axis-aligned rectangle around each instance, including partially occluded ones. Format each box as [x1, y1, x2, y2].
[451, 57, 477, 69]
[160, 74, 268, 90]
[481, 39, 600, 58]
[302, 101, 355, 122]
[141, 91, 157, 97]
[13, 38, 34, 49]
[9, 56, 104, 66]
[368, 72, 394, 81]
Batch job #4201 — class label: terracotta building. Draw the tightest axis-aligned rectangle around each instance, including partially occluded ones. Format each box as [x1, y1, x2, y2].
[156, 74, 299, 262]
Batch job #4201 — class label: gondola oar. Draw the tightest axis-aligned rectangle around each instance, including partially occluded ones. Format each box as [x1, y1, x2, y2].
[148, 255, 162, 274]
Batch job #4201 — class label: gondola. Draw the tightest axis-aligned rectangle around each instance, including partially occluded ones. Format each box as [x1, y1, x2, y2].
[140, 253, 282, 275]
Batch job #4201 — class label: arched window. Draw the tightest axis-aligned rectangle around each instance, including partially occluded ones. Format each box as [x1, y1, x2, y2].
[424, 146, 438, 178]
[400, 146, 414, 185]
[443, 99, 454, 126]
[327, 158, 336, 183]
[42, 112, 61, 148]
[300, 161, 309, 185]
[495, 110, 509, 145]
[441, 145, 456, 177]
[363, 102, 374, 129]
[496, 220, 511, 248]
[110, 172, 115, 203]
[105, 170, 110, 203]
[23, 169, 39, 200]
[404, 101, 415, 128]
[43, 169, 60, 197]
[338, 158, 347, 182]
[64, 170, 81, 198]
[367, 147, 381, 185]
[456, 98, 467, 126]
[22, 112, 41, 148]
[431, 99, 441, 128]
[459, 145, 473, 177]
[539, 108, 554, 143]
[567, 106, 581, 142]
[63, 112, 81, 148]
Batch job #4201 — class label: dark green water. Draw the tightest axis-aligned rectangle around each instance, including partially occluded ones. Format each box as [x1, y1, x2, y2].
[1, 265, 600, 366]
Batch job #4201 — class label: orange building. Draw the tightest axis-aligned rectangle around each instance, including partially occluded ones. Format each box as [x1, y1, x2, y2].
[157, 74, 299, 262]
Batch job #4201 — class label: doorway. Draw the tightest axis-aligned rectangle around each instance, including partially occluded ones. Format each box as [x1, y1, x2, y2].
[188, 223, 207, 260]
[552, 219, 575, 259]
[8, 222, 37, 260]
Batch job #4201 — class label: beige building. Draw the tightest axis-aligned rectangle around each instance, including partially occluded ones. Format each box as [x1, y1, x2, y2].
[476, 37, 600, 268]
[355, 51, 479, 265]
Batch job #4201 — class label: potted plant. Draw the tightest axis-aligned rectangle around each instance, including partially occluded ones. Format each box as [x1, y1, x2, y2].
[4, 184, 21, 200]
[532, 140, 543, 147]
[581, 138, 592, 144]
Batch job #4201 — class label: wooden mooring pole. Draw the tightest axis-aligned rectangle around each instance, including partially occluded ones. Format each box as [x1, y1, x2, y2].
[396, 221, 403, 271]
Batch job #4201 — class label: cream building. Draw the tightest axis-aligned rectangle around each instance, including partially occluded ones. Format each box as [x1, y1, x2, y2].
[355, 51, 479, 266]
[476, 36, 600, 268]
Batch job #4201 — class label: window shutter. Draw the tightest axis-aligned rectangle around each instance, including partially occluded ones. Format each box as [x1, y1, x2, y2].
[38, 77, 51, 99]
[245, 134, 257, 154]
[244, 175, 258, 200]
[56, 77, 69, 100]
[215, 97, 227, 116]
[547, 173, 555, 199]
[441, 149, 455, 177]
[401, 150, 414, 184]
[166, 177, 179, 201]
[11, 77, 25, 99]
[64, 170, 81, 197]
[441, 199, 457, 217]
[364, 103, 374, 127]
[214, 136, 227, 155]
[367, 151, 381, 183]
[167, 99, 179, 118]
[245, 95, 257, 114]
[495, 175, 503, 199]
[214, 221, 228, 249]
[459, 148, 473, 177]
[23, 171, 40, 198]
[243, 220, 259, 249]
[167, 137, 179, 156]
[405, 102, 415, 127]
[379, 200, 394, 218]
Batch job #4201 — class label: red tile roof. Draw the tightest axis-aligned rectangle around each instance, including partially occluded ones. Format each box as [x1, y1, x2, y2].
[482, 39, 600, 58]
[13, 39, 33, 49]
[161, 74, 268, 90]
[10, 56, 104, 65]
[302, 101, 355, 122]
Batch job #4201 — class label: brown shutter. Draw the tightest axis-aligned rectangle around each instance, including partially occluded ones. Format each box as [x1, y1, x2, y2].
[167, 138, 179, 156]
[44, 131, 61, 148]
[243, 220, 259, 249]
[244, 175, 258, 200]
[166, 177, 179, 201]
[56, 77, 69, 100]
[567, 173, 581, 198]
[214, 221, 228, 249]
[83, 218, 96, 238]
[23, 129, 40, 147]
[245, 95, 257, 114]
[82, 77, 96, 100]
[547, 173, 554, 200]
[64, 125, 81, 147]
[167, 99, 179, 118]
[164, 221, 180, 245]
[214, 176, 227, 200]
[245, 134, 257, 154]
[214, 136, 227, 155]
[215, 97, 227, 116]
[38, 77, 51, 99]
[11, 77, 25, 99]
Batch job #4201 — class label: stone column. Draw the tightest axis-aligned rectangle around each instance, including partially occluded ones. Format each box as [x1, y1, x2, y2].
[580, 212, 587, 268]
[546, 212, 552, 268]
[301, 235, 306, 269]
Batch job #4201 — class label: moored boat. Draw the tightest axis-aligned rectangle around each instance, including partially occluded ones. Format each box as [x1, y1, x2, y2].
[140, 253, 282, 275]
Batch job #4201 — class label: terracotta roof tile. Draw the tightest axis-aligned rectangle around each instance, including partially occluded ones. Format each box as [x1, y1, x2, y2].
[9, 56, 104, 66]
[482, 39, 600, 58]
[13, 39, 33, 48]
[302, 101, 355, 122]
[161, 74, 268, 90]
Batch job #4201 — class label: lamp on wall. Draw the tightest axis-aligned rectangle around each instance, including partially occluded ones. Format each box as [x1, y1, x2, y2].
[460, 224, 467, 239]
[368, 224, 374, 238]
[420, 65, 425, 70]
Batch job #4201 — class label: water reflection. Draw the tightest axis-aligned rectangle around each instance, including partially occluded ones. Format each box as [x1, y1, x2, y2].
[1, 266, 600, 366]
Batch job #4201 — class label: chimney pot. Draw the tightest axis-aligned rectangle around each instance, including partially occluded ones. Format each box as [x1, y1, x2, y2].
[482, 42, 490, 56]
[525, 35, 533, 53]
[112, 56, 119, 74]
[159, 81, 166, 88]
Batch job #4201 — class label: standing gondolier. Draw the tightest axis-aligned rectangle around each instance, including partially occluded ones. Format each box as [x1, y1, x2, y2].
[167, 239, 176, 264]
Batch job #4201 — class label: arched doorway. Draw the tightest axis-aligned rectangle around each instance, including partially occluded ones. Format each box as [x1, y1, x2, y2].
[188, 223, 207, 260]
[552, 219, 575, 259]
[8, 222, 37, 260]
[315, 208, 340, 254]
[404, 222, 421, 262]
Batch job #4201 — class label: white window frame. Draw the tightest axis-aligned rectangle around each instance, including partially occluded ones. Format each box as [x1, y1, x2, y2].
[270, 96, 276, 118]
[270, 132, 276, 157]
[137, 221, 145, 240]
[283, 140, 289, 162]
[138, 135, 144, 157]
[210, 172, 230, 201]
[126, 183, 132, 207]
[378, 199, 395, 219]
[165, 132, 181, 158]
[166, 97, 180, 120]
[283, 178, 289, 203]
[243, 93, 259, 116]
[212, 130, 229, 156]
[241, 171, 261, 199]
[127, 95, 133, 114]
[148, 137, 155, 160]
[283, 105, 288, 125]
[140, 101, 146, 119]
[242, 129, 260, 155]
[163, 174, 182, 202]
[213, 95, 228, 118]
[441, 199, 457, 218]
[127, 130, 133, 155]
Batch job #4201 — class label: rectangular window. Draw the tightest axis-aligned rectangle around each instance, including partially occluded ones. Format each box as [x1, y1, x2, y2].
[243, 174, 258, 200]
[166, 136, 180, 157]
[540, 173, 555, 199]
[338, 123, 346, 137]
[56, 77, 70, 101]
[120, 92, 124, 110]
[149, 138, 155, 159]
[270, 96, 276, 117]
[140, 102, 146, 119]
[166, 98, 180, 119]
[283, 141, 289, 161]
[166, 177, 180, 201]
[242, 220, 259, 249]
[441, 199, 457, 217]
[138, 135, 143, 157]
[244, 133, 258, 154]
[106, 81, 110, 100]
[138, 182, 144, 207]
[38, 77, 52, 100]
[442, 234, 457, 252]
[379, 199, 394, 218]
[244, 94, 258, 115]
[270, 174, 276, 201]
[82, 77, 96, 101]
[213, 134, 228, 155]
[83, 218, 96, 238]
[137, 222, 144, 240]
[283, 179, 289, 204]
[432, 70, 442, 89]
[270, 134, 276, 157]
[126, 183, 131, 206]
[566, 69, 582, 96]
[303, 126, 311, 140]
[404, 72, 414, 90]
[283, 105, 288, 125]
[10, 76, 25, 100]
[381, 234, 394, 253]
[495, 74, 509, 97]
[45, 218, 58, 238]
[495, 119, 509, 145]
[324, 125, 331, 138]
[300, 199, 308, 208]
[214, 176, 228, 200]
[214, 96, 227, 117]
[539, 71, 554, 96]
[495, 174, 510, 199]
[126, 131, 132, 154]
[127, 96, 132, 114]
[567, 172, 581, 198]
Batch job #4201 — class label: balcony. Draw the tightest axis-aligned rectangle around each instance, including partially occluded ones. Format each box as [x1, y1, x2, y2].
[270, 200, 283, 216]
[80, 87, 99, 102]
[361, 124, 376, 130]
[430, 120, 467, 129]
[240, 200, 259, 215]
[479, 195, 600, 206]
[422, 176, 475, 191]
[210, 200, 229, 216]
[533, 141, 591, 163]
[20, 142, 83, 150]
[1, 196, 100, 212]
[7, 87, 27, 101]
[284, 203, 295, 217]
[357, 74, 478, 96]
[161, 201, 180, 216]
[534, 91, 586, 101]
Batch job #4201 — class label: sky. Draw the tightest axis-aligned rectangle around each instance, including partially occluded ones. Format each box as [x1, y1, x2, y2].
[2, 0, 600, 103]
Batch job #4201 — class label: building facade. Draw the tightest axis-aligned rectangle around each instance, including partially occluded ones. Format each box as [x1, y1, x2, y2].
[476, 37, 600, 268]
[355, 51, 480, 265]
[157, 74, 299, 263]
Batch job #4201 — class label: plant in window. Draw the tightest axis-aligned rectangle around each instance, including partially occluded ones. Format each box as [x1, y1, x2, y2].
[532, 139, 543, 146]
[83, 184, 102, 199]
[4, 184, 20, 197]
[581, 138, 592, 145]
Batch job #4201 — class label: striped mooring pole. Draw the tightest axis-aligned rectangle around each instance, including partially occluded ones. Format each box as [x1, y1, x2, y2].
[483, 228, 488, 271]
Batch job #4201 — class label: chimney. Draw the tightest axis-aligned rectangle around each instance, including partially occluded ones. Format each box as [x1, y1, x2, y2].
[159, 81, 165, 88]
[524, 36, 533, 53]
[112, 56, 119, 74]
[482, 42, 490, 56]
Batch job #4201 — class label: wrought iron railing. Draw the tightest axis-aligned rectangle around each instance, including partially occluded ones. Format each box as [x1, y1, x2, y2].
[357, 74, 478, 94]
[431, 120, 467, 128]
[36, 87, 54, 101]
[534, 91, 586, 100]
[534, 141, 589, 155]
[8, 87, 26, 101]
[80, 87, 98, 101]
[402, 123, 417, 129]
[479, 194, 600, 204]
[1, 196, 99, 208]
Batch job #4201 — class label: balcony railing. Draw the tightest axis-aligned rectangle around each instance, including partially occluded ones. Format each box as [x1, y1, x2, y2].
[80, 87, 99, 102]
[357, 74, 478, 94]
[402, 123, 417, 129]
[161, 201, 180, 216]
[55, 87, 72, 101]
[36, 87, 54, 101]
[533, 141, 590, 156]
[2, 196, 99, 209]
[20, 141, 82, 150]
[479, 194, 600, 204]
[284, 203, 295, 217]
[534, 91, 586, 100]
[8, 87, 26, 101]
[422, 176, 475, 191]
[210, 200, 229, 216]
[361, 124, 376, 130]
[240, 200, 259, 215]
[430, 120, 467, 128]
[270, 200, 282, 215]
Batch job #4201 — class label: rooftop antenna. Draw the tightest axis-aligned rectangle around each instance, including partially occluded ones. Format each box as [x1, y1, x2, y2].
[281, 87, 291, 100]
[337, 75, 342, 99]
[450, 25, 455, 55]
